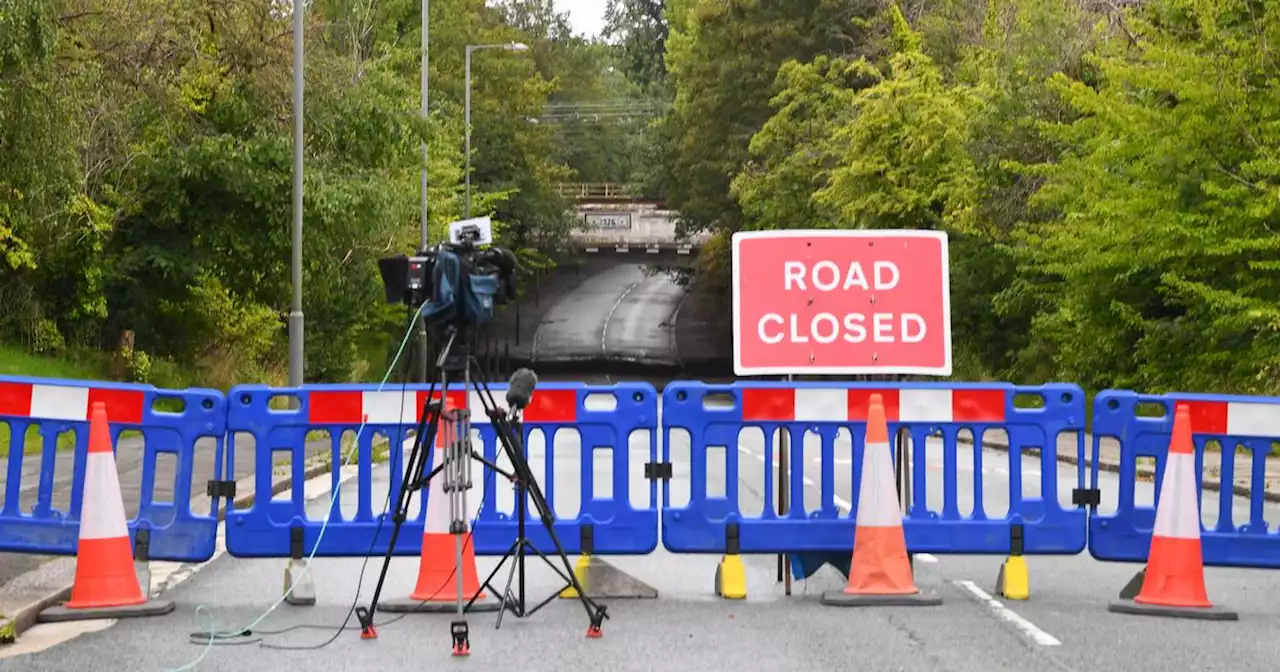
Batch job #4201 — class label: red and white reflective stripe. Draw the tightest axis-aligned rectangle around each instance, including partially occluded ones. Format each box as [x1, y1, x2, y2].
[308, 390, 468, 425]
[1178, 400, 1280, 437]
[741, 388, 1006, 423]
[0, 382, 145, 424]
[1151, 452, 1201, 540]
[80, 451, 130, 541]
[308, 389, 580, 425]
[855, 440, 903, 528]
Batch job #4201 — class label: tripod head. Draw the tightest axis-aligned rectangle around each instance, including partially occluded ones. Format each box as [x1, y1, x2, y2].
[431, 324, 474, 376]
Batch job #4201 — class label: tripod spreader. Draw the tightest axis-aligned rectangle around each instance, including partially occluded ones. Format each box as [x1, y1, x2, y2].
[413, 451, 516, 492]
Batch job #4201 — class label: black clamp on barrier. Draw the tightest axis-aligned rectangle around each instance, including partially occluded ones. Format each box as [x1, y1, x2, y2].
[290, 526, 306, 561]
[645, 461, 672, 481]
[1072, 487, 1101, 508]
[134, 527, 151, 562]
[725, 522, 741, 555]
[206, 479, 237, 500]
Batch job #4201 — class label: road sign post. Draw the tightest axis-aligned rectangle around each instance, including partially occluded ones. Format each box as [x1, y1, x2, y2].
[731, 229, 952, 377]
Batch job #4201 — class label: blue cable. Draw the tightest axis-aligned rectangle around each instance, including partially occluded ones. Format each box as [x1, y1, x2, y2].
[167, 302, 450, 671]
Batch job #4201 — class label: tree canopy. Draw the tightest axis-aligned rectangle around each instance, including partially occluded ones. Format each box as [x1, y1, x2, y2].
[5, 0, 1278, 396]
[0, 0, 661, 386]
[658, 0, 1280, 395]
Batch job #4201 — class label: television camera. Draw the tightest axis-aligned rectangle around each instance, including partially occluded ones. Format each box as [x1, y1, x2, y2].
[377, 219, 519, 334]
[362, 220, 610, 652]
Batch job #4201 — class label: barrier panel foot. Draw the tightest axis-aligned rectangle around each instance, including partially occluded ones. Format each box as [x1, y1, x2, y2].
[560, 556, 657, 599]
[39, 599, 176, 623]
[559, 553, 590, 598]
[820, 590, 943, 608]
[715, 554, 747, 600]
[995, 555, 1029, 601]
[1107, 600, 1238, 621]
[283, 558, 316, 606]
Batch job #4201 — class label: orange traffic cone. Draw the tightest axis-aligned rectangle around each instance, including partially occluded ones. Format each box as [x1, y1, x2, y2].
[1108, 403, 1237, 620]
[380, 393, 498, 614]
[39, 402, 175, 622]
[822, 393, 941, 607]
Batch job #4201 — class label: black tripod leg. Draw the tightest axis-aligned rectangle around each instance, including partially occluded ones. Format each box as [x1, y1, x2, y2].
[358, 390, 442, 636]
[490, 413, 609, 631]
[464, 359, 610, 636]
[466, 539, 518, 612]
[494, 541, 521, 629]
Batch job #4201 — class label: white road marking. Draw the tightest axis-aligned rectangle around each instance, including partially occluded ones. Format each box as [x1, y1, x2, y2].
[955, 580, 1061, 647]
[0, 466, 359, 658]
[833, 495, 853, 509]
[916, 553, 939, 563]
[599, 279, 641, 355]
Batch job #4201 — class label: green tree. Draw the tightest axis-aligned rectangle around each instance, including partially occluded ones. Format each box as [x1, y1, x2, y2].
[0, 0, 607, 385]
[1011, 0, 1280, 393]
[661, 0, 885, 288]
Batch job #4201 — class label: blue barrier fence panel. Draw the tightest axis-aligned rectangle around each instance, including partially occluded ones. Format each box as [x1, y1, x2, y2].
[0, 375, 227, 563]
[1088, 390, 1280, 568]
[661, 381, 1087, 556]
[224, 382, 659, 558]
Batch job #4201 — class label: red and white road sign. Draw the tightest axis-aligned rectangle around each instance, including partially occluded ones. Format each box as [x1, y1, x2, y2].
[731, 230, 952, 376]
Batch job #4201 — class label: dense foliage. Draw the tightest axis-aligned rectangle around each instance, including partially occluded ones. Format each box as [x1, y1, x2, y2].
[7, 0, 1279, 396]
[0, 0, 651, 386]
[657, 0, 1280, 395]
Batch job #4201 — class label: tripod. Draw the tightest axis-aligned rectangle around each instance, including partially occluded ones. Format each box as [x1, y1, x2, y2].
[356, 325, 608, 654]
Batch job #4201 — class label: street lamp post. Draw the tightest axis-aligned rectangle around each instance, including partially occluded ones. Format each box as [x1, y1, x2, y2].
[464, 42, 529, 219]
[420, 0, 430, 249]
[288, 0, 306, 390]
[416, 0, 430, 382]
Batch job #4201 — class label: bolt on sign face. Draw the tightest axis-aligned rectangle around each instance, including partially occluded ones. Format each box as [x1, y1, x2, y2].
[731, 230, 952, 376]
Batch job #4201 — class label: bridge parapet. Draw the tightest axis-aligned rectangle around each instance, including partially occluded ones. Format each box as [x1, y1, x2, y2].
[569, 203, 708, 251]
[557, 182, 646, 202]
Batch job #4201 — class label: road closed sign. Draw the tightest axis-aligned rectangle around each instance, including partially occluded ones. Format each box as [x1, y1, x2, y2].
[731, 229, 952, 376]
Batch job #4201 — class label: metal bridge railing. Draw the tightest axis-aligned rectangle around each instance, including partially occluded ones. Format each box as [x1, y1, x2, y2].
[557, 183, 642, 201]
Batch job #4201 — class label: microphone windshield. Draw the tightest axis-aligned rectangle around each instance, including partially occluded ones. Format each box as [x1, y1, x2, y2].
[506, 368, 538, 409]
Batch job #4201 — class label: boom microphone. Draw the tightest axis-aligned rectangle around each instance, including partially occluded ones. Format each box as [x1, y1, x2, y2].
[506, 368, 538, 410]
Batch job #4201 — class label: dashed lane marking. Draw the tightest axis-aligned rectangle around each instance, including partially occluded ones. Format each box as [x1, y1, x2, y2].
[955, 580, 1062, 647]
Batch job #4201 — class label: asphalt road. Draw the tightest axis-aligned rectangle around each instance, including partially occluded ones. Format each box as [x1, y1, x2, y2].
[0, 432, 327, 618]
[532, 264, 684, 365]
[5, 426, 1280, 671]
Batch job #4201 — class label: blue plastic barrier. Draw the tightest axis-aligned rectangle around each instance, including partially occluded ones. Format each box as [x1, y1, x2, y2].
[224, 382, 659, 558]
[0, 375, 227, 563]
[660, 381, 1087, 556]
[1088, 390, 1280, 568]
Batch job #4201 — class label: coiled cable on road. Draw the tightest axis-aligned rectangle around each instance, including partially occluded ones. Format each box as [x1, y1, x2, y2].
[167, 302, 494, 668]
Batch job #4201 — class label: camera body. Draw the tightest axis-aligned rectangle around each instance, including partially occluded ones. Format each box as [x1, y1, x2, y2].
[377, 231, 518, 332]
